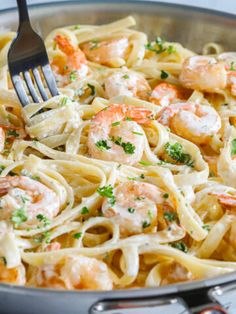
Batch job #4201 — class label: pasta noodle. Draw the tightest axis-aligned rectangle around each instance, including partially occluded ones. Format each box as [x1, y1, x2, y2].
[0, 16, 236, 291]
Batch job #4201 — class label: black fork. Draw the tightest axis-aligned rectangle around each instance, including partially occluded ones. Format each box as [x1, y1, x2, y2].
[8, 0, 59, 107]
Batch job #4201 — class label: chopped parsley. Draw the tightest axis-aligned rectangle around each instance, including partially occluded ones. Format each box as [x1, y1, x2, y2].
[112, 121, 120, 127]
[97, 185, 116, 205]
[74, 24, 81, 30]
[145, 37, 176, 56]
[229, 61, 235, 71]
[171, 241, 188, 253]
[36, 214, 50, 227]
[122, 74, 129, 79]
[89, 40, 99, 50]
[34, 231, 51, 244]
[81, 206, 89, 215]
[135, 196, 145, 201]
[69, 71, 77, 82]
[160, 70, 169, 79]
[111, 136, 135, 155]
[11, 208, 27, 227]
[0, 165, 5, 174]
[128, 207, 135, 213]
[164, 211, 177, 222]
[73, 232, 82, 239]
[140, 173, 145, 179]
[59, 97, 68, 107]
[163, 193, 169, 199]
[164, 142, 194, 167]
[231, 138, 236, 156]
[95, 140, 111, 151]
[87, 83, 96, 96]
[145, 37, 166, 54]
[142, 221, 151, 229]
[132, 131, 143, 136]
[139, 161, 153, 166]
[148, 210, 154, 220]
[7, 129, 19, 137]
[203, 224, 210, 232]
[167, 45, 176, 54]
[0, 256, 7, 266]
[125, 117, 133, 121]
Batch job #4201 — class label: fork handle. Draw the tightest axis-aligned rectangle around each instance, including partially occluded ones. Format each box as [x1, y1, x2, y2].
[17, 0, 30, 25]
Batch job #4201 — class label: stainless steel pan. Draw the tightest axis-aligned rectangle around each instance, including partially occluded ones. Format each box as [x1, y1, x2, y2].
[0, 2, 236, 313]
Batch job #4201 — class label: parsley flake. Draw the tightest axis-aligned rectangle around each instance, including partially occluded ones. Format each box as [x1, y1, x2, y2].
[87, 83, 96, 96]
[59, 97, 68, 107]
[95, 140, 111, 151]
[203, 224, 210, 231]
[11, 208, 27, 227]
[164, 211, 177, 222]
[0, 256, 7, 266]
[36, 214, 50, 227]
[128, 207, 135, 213]
[111, 136, 135, 154]
[112, 121, 120, 127]
[231, 138, 236, 156]
[171, 241, 188, 253]
[132, 131, 143, 136]
[69, 71, 77, 82]
[229, 61, 236, 71]
[165, 142, 194, 167]
[7, 129, 19, 137]
[160, 70, 169, 79]
[97, 185, 116, 205]
[139, 161, 153, 166]
[73, 232, 82, 239]
[81, 206, 89, 215]
[142, 221, 151, 229]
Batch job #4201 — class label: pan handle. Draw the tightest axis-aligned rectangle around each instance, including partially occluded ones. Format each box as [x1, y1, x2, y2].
[90, 282, 236, 314]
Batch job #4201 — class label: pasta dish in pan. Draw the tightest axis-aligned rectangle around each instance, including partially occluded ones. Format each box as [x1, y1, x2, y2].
[0, 16, 236, 290]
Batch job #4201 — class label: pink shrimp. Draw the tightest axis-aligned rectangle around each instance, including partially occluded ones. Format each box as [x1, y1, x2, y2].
[52, 35, 88, 86]
[81, 37, 129, 67]
[32, 255, 113, 290]
[157, 102, 221, 144]
[88, 104, 152, 165]
[179, 56, 227, 92]
[149, 83, 185, 107]
[102, 181, 170, 237]
[0, 176, 60, 228]
[209, 192, 236, 208]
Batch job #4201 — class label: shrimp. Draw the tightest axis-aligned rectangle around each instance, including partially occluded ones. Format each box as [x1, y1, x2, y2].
[179, 56, 227, 92]
[209, 192, 236, 208]
[81, 37, 129, 67]
[52, 35, 88, 86]
[149, 83, 184, 107]
[218, 52, 236, 96]
[0, 176, 60, 227]
[0, 125, 26, 153]
[102, 181, 171, 237]
[157, 102, 221, 144]
[33, 255, 113, 290]
[88, 104, 152, 165]
[104, 70, 151, 100]
[0, 259, 25, 285]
